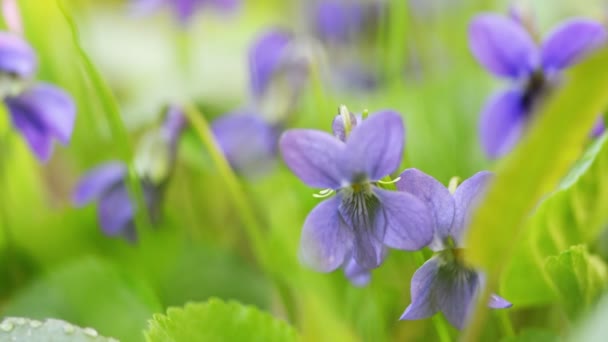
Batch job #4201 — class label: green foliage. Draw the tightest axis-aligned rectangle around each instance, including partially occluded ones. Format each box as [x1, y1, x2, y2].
[0, 317, 117, 342]
[501, 329, 559, 342]
[144, 299, 298, 342]
[544, 246, 607, 320]
[569, 295, 608, 342]
[4, 257, 162, 342]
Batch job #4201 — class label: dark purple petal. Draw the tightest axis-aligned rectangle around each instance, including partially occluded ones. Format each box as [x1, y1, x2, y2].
[435, 265, 480, 329]
[313, 1, 365, 43]
[299, 196, 352, 272]
[6, 98, 53, 161]
[212, 111, 277, 176]
[374, 188, 433, 250]
[479, 89, 527, 158]
[400, 256, 440, 320]
[343, 256, 372, 287]
[343, 110, 404, 181]
[452, 171, 494, 245]
[98, 184, 135, 236]
[0, 31, 36, 78]
[468, 14, 537, 79]
[279, 129, 345, 189]
[351, 228, 385, 269]
[396, 168, 455, 250]
[249, 29, 291, 98]
[72, 162, 127, 206]
[541, 19, 606, 72]
[489, 294, 512, 309]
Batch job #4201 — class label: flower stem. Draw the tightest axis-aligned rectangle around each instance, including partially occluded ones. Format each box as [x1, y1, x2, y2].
[497, 309, 515, 337]
[413, 252, 452, 342]
[0, 131, 13, 252]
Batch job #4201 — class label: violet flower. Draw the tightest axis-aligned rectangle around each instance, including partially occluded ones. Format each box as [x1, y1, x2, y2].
[131, 0, 239, 24]
[213, 29, 310, 176]
[397, 169, 511, 329]
[279, 108, 433, 271]
[469, 13, 607, 158]
[0, 31, 75, 162]
[73, 106, 186, 241]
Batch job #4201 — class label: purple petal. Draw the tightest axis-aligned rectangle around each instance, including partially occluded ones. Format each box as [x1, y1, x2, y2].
[249, 29, 291, 98]
[212, 111, 277, 176]
[468, 14, 537, 79]
[299, 196, 352, 272]
[161, 105, 187, 153]
[98, 184, 135, 236]
[374, 188, 433, 250]
[279, 129, 344, 189]
[343, 257, 372, 287]
[208, 0, 240, 11]
[452, 171, 494, 245]
[6, 98, 53, 162]
[479, 89, 527, 158]
[313, 1, 364, 43]
[343, 111, 404, 181]
[489, 294, 512, 309]
[351, 228, 385, 269]
[72, 162, 127, 206]
[0, 31, 37, 78]
[331, 112, 360, 142]
[400, 256, 440, 320]
[435, 266, 480, 329]
[591, 117, 605, 137]
[396, 168, 455, 250]
[541, 19, 606, 72]
[130, 0, 165, 16]
[173, 0, 198, 23]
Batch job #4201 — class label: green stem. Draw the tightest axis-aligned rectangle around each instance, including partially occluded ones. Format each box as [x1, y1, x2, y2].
[413, 252, 452, 342]
[0, 132, 13, 252]
[497, 309, 515, 337]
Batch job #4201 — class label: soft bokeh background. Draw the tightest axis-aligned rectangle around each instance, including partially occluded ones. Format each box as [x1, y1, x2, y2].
[1, 0, 608, 341]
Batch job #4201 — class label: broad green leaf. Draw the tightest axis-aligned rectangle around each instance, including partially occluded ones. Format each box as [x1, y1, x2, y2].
[0, 317, 117, 342]
[544, 246, 607, 320]
[501, 134, 608, 305]
[144, 299, 298, 342]
[501, 329, 558, 342]
[4, 257, 162, 342]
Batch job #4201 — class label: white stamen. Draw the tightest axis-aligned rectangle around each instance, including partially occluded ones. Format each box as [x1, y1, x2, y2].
[378, 176, 401, 185]
[313, 189, 335, 198]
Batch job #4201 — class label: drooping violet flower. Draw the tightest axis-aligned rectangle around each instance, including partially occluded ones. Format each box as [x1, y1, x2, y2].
[0, 32, 76, 162]
[469, 13, 607, 158]
[131, 0, 239, 24]
[212, 29, 312, 176]
[73, 106, 187, 241]
[397, 169, 511, 329]
[279, 107, 433, 271]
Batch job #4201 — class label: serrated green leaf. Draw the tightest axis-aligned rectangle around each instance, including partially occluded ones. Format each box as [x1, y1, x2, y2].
[144, 299, 298, 342]
[4, 257, 162, 342]
[501, 133, 608, 306]
[544, 246, 607, 320]
[0, 317, 117, 342]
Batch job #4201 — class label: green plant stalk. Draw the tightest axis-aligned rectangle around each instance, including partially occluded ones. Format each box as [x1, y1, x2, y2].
[497, 309, 515, 337]
[57, 0, 150, 234]
[0, 131, 13, 252]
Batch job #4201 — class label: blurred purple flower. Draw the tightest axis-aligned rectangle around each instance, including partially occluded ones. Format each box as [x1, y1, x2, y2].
[397, 169, 511, 329]
[131, 0, 239, 24]
[279, 109, 433, 271]
[73, 106, 186, 241]
[469, 14, 607, 158]
[0, 31, 75, 162]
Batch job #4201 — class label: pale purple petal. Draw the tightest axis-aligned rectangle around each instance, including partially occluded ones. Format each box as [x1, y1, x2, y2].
[343, 256, 371, 287]
[541, 19, 606, 72]
[468, 14, 537, 79]
[479, 89, 527, 159]
[249, 29, 291, 98]
[489, 294, 512, 309]
[591, 117, 604, 137]
[343, 111, 404, 181]
[313, 1, 364, 43]
[212, 111, 277, 176]
[173, 0, 198, 23]
[72, 162, 127, 206]
[0, 31, 36, 78]
[5, 96, 54, 162]
[331, 112, 360, 142]
[161, 105, 187, 153]
[351, 228, 385, 269]
[209, 0, 239, 11]
[98, 183, 134, 236]
[130, 0, 165, 16]
[452, 171, 494, 245]
[400, 256, 440, 320]
[396, 168, 455, 250]
[299, 196, 352, 272]
[435, 266, 480, 329]
[374, 188, 433, 250]
[279, 129, 345, 189]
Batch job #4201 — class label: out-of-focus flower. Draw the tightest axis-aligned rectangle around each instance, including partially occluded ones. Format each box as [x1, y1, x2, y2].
[73, 106, 187, 241]
[212, 29, 312, 176]
[279, 107, 432, 271]
[469, 13, 607, 158]
[397, 169, 511, 329]
[131, 0, 240, 24]
[0, 32, 75, 162]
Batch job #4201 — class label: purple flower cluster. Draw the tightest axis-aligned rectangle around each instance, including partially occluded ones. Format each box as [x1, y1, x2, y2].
[0, 32, 75, 162]
[280, 107, 511, 328]
[469, 12, 607, 158]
